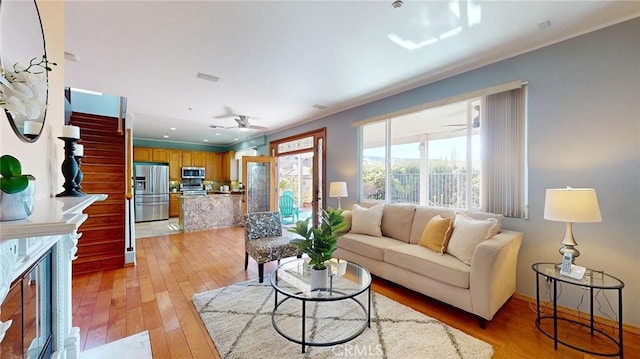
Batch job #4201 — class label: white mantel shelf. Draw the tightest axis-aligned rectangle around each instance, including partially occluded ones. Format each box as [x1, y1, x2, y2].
[0, 194, 107, 241]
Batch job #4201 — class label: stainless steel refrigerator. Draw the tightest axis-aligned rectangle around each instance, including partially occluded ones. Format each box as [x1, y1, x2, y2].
[134, 164, 169, 222]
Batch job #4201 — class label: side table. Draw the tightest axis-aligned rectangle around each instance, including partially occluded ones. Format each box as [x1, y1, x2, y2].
[532, 262, 624, 358]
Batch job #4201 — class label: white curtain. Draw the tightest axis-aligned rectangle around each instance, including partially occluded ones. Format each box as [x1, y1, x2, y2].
[481, 87, 527, 218]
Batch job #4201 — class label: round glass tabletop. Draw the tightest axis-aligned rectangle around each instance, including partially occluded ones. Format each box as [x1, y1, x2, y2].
[271, 258, 371, 301]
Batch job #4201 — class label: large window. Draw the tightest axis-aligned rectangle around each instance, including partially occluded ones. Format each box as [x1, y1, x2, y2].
[359, 84, 526, 217]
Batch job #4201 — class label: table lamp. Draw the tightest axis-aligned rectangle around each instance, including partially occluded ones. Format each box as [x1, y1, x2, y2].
[544, 187, 601, 264]
[329, 182, 348, 209]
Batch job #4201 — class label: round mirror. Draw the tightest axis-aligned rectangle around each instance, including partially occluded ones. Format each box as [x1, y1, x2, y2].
[0, 0, 49, 143]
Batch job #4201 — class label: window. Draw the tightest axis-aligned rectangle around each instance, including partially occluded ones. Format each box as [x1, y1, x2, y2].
[359, 84, 526, 217]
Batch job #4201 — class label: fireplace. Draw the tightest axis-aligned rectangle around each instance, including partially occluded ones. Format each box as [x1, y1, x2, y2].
[1, 250, 53, 359]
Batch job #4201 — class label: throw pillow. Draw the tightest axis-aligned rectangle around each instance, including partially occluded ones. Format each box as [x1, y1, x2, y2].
[418, 215, 453, 254]
[350, 204, 384, 237]
[446, 212, 498, 265]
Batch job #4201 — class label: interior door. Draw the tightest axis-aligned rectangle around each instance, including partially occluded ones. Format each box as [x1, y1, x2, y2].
[242, 156, 276, 216]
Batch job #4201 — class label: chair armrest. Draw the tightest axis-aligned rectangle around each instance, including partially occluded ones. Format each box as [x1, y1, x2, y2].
[469, 230, 523, 320]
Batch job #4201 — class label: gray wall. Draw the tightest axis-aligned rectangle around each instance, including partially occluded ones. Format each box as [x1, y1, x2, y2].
[267, 18, 640, 327]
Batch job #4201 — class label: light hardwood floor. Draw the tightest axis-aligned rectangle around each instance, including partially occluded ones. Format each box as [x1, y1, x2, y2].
[71, 227, 639, 358]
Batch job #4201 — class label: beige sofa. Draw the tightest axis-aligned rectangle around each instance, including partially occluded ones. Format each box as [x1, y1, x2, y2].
[334, 203, 523, 326]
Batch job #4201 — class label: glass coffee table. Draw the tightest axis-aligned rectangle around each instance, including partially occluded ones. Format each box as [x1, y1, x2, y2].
[270, 258, 372, 353]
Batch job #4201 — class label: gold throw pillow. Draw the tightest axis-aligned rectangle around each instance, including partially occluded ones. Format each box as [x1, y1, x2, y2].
[418, 215, 453, 254]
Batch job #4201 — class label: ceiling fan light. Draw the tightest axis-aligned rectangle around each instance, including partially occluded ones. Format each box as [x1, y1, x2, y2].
[238, 127, 250, 132]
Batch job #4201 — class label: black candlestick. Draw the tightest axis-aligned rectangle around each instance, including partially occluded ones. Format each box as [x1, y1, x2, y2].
[56, 137, 84, 197]
[74, 155, 85, 195]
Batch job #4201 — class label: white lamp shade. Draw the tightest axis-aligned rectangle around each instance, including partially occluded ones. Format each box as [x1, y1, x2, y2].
[544, 187, 602, 223]
[329, 182, 348, 198]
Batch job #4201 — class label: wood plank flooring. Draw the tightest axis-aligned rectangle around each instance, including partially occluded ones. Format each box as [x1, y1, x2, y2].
[71, 227, 640, 358]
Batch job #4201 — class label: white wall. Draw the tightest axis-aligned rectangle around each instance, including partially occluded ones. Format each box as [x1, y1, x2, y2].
[1, 1, 65, 199]
[268, 18, 640, 327]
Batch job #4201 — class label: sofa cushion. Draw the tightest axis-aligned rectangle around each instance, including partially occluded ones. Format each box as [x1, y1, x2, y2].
[446, 213, 498, 265]
[338, 233, 403, 261]
[384, 244, 471, 289]
[409, 206, 455, 244]
[418, 215, 453, 254]
[458, 209, 504, 237]
[351, 204, 384, 237]
[381, 204, 416, 243]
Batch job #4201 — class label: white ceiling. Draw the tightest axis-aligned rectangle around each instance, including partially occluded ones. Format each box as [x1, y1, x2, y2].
[64, 1, 639, 147]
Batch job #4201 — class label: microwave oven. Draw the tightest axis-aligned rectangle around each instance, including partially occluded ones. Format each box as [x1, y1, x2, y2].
[182, 167, 205, 179]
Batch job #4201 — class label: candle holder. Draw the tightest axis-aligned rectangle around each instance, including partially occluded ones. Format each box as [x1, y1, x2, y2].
[74, 155, 85, 195]
[56, 137, 85, 197]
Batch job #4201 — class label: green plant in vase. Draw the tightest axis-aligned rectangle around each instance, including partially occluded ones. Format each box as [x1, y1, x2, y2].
[1, 155, 36, 221]
[289, 207, 348, 270]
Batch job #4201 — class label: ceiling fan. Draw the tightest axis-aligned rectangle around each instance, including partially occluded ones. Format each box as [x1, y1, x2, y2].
[445, 105, 480, 132]
[210, 115, 268, 132]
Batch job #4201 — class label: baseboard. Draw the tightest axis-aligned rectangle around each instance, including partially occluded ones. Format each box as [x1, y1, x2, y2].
[124, 250, 136, 265]
[512, 292, 640, 336]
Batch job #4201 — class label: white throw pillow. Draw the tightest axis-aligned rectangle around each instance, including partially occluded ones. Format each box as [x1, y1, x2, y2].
[446, 212, 498, 265]
[350, 204, 384, 237]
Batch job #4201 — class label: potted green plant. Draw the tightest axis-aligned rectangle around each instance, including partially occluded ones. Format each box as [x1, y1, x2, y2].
[289, 207, 348, 288]
[1, 155, 36, 221]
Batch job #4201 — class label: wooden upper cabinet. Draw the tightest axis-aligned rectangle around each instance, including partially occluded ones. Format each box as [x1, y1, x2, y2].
[152, 148, 170, 163]
[204, 152, 218, 180]
[193, 151, 206, 167]
[182, 151, 193, 167]
[133, 147, 152, 162]
[169, 150, 182, 180]
[221, 151, 235, 180]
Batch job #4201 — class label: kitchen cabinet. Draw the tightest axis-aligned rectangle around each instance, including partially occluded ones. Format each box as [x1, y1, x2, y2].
[169, 150, 182, 180]
[193, 151, 206, 167]
[170, 193, 181, 217]
[152, 148, 170, 163]
[205, 152, 222, 180]
[133, 147, 152, 162]
[182, 151, 193, 167]
[221, 151, 235, 180]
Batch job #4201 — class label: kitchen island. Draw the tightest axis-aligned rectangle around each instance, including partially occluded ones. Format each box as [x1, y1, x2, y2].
[179, 193, 243, 232]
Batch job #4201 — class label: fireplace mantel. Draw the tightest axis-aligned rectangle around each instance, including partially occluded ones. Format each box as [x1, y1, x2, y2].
[0, 194, 106, 359]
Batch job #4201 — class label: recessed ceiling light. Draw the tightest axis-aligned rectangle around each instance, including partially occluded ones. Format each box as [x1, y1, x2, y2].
[170, 127, 176, 131]
[216, 133, 221, 136]
[163, 134, 169, 138]
[538, 20, 551, 30]
[195, 72, 220, 82]
[203, 139, 209, 142]
[234, 138, 239, 141]
[312, 104, 327, 110]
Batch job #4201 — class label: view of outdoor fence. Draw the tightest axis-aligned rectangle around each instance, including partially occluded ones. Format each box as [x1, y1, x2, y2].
[363, 161, 480, 209]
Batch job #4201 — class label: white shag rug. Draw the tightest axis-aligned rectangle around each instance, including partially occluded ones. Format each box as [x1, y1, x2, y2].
[192, 279, 493, 359]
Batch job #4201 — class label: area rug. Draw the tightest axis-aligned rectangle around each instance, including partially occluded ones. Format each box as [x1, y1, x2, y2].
[192, 279, 493, 359]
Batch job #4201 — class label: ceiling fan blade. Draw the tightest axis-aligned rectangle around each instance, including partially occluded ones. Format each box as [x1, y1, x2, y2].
[248, 125, 269, 131]
[213, 106, 238, 119]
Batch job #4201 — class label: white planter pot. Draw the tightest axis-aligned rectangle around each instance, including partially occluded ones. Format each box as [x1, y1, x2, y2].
[0, 180, 35, 221]
[310, 267, 328, 289]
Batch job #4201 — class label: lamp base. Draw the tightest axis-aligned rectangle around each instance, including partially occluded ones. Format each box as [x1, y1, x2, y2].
[558, 222, 579, 265]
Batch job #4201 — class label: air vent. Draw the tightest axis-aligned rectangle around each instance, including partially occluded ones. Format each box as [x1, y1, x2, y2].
[196, 72, 220, 82]
[64, 52, 79, 62]
[538, 20, 551, 30]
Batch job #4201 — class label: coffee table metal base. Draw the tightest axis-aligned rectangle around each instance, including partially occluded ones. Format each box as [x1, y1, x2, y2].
[271, 288, 371, 353]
